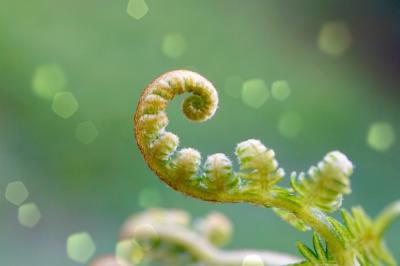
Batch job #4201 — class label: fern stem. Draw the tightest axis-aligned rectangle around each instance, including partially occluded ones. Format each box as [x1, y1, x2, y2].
[157, 183, 355, 265]
[127, 223, 300, 265]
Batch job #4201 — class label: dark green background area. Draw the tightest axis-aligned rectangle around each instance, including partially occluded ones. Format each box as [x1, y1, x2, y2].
[0, 0, 399, 265]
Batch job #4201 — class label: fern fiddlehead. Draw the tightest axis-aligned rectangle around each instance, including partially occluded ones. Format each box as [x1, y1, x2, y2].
[134, 70, 399, 266]
[134, 70, 284, 202]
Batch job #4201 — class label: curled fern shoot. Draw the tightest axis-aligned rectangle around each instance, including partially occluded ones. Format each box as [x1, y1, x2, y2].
[134, 70, 399, 266]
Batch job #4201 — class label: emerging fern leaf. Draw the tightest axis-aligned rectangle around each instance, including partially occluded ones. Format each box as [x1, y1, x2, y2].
[235, 139, 284, 193]
[290, 151, 353, 212]
[341, 207, 397, 266]
[203, 153, 238, 193]
[296, 233, 334, 265]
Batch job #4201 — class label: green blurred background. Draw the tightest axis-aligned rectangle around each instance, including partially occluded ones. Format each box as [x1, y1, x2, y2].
[1, 0, 399, 265]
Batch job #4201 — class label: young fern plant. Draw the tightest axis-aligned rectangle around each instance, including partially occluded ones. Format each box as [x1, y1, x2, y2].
[90, 208, 300, 266]
[134, 70, 400, 266]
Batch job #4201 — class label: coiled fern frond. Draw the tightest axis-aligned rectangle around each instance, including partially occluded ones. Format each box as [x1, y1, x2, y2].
[134, 70, 400, 266]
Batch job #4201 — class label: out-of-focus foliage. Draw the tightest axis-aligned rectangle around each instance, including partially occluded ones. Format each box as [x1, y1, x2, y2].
[91, 208, 299, 266]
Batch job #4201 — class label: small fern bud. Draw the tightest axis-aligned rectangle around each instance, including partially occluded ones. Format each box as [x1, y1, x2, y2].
[235, 139, 283, 191]
[163, 209, 191, 226]
[136, 113, 168, 145]
[182, 93, 218, 122]
[150, 132, 179, 162]
[137, 94, 168, 115]
[317, 151, 353, 192]
[291, 151, 353, 212]
[196, 212, 233, 247]
[181, 74, 218, 122]
[311, 150, 353, 195]
[172, 148, 201, 180]
[204, 153, 237, 191]
[236, 139, 278, 174]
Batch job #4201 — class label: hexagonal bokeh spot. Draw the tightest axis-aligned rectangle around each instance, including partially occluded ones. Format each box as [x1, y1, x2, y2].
[67, 232, 96, 264]
[32, 64, 66, 100]
[367, 122, 396, 152]
[127, 0, 148, 20]
[241, 79, 269, 108]
[162, 33, 187, 59]
[271, 80, 291, 101]
[318, 20, 352, 56]
[278, 111, 303, 138]
[52, 92, 79, 119]
[5, 181, 29, 206]
[18, 202, 41, 228]
[75, 121, 98, 144]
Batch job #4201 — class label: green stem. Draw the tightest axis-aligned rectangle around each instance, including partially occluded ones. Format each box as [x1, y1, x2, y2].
[133, 224, 300, 266]
[174, 183, 355, 265]
[255, 194, 354, 266]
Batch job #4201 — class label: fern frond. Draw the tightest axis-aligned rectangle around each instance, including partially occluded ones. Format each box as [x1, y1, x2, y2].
[134, 70, 399, 266]
[235, 139, 284, 193]
[290, 151, 353, 212]
[135, 71, 284, 201]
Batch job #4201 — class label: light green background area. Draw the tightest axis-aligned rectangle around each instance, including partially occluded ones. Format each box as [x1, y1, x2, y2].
[0, 0, 399, 265]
